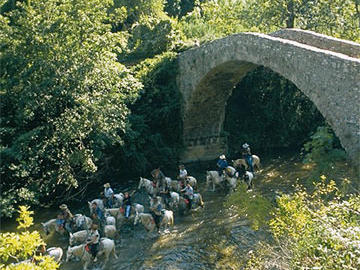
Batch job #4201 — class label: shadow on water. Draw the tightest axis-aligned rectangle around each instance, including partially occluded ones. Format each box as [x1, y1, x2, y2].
[1, 153, 358, 269]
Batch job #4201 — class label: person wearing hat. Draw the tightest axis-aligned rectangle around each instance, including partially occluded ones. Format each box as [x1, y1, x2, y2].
[216, 154, 228, 177]
[59, 204, 74, 233]
[103, 183, 114, 208]
[87, 223, 100, 262]
[177, 164, 188, 188]
[241, 143, 254, 173]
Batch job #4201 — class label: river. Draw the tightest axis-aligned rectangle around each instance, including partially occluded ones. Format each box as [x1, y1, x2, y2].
[1, 153, 357, 269]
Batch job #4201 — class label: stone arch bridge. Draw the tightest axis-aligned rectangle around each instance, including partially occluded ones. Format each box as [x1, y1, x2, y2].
[177, 29, 360, 165]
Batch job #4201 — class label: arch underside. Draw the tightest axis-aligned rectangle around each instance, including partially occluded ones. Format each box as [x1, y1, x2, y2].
[183, 61, 256, 139]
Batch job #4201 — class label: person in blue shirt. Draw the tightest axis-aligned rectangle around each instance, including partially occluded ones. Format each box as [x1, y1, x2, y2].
[55, 213, 66, 232]
[216, 154, 228, 177]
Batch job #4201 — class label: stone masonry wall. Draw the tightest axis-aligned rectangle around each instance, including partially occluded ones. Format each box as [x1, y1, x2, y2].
[177, 29, 360, 166]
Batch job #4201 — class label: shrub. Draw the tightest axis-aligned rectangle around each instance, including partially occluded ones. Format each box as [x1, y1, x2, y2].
[0, 206, 59, 270]
[303, 125, 347, 166]
[268, 176, 360, 269]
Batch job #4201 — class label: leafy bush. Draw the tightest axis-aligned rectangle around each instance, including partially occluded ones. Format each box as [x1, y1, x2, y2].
[165, 0, 202, 18]
[267, 176, 360, 269]
[0, 206, 59, 270]
[303, 125, 347, 167]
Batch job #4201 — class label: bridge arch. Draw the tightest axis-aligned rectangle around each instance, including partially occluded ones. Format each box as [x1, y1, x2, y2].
[177, 29, 360, 164]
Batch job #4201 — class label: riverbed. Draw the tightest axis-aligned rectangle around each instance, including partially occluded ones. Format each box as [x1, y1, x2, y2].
[2, 153, 358, 270]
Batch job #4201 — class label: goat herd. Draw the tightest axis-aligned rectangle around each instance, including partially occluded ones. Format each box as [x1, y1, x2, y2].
[39, 156, 260, 270]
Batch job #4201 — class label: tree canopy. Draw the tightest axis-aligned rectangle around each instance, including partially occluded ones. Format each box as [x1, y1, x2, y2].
[0, 0, 142, 216]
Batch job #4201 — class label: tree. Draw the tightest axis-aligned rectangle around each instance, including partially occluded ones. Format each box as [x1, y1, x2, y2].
[179, 0, 359, 43]
[242, 0, 360, 41]
[180, 0, 246, 42]
[356, 0, 360, 28]
[107, 52, 182, 178]
[0, 0, 142, 217]
[114, 0, 184, 62]
[0, 206, 59, 270]
[165, 0, 206, 18]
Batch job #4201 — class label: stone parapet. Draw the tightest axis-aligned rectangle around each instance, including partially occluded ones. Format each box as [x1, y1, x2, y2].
[270, 29, 360, 58]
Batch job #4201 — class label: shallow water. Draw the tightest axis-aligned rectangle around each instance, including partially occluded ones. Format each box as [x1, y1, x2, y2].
[53, 183, 267, 270]
[2, 154, 357, 269]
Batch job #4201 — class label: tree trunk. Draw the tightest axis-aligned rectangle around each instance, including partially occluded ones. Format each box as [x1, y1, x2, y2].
[286, 0, 295, 28]
[355, 0, 360, 29]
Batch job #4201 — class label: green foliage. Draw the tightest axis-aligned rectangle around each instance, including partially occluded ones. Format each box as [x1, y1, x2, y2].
[180, 0, 247, 43]
[267, 176, 360, 269]
[224, 67, 325, 156]
[179, 0, 359, 43]
[226, 184, 273, 230]
[0, 0, 356, 220]
[105, 52, 182, 177]
[125, 16, 184, 61]
[0, 206, 59, 270]
[0, 0, 142, 217]
[111, 0, 185, 62]
[165, 0, 201, 18]
[114, 0, 167, 27]
[165, 0, 183, 17]
[303, 125, 346, 162]
[303, 125, 347, 174]
[243, 0, 360, 42]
